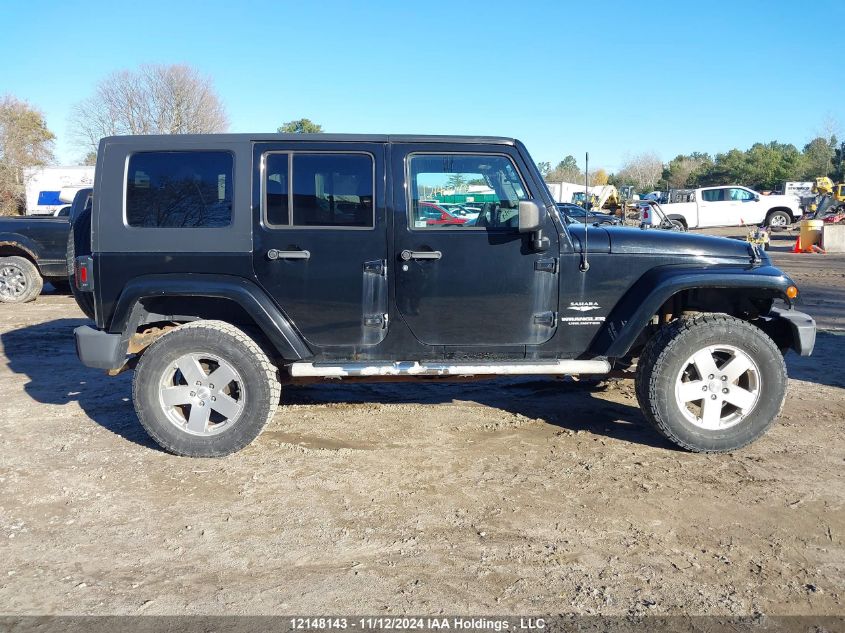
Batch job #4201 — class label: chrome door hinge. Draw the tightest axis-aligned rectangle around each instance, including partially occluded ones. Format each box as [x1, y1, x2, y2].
[364, 313, 388, 329]
[363, 259, 387, 276]
[533, 311, 557, 327]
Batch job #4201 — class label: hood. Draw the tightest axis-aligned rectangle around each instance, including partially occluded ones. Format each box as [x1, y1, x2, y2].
[568, 225, 756, 259]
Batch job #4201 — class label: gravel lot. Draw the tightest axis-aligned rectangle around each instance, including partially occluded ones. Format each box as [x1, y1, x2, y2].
[0, 245, 843, 617]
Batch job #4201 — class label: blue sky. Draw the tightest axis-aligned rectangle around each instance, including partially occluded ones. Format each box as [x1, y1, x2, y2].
[1, 0, 843, 171]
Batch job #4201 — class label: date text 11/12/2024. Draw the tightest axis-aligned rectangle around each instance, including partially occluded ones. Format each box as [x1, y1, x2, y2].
[288, 617, 548, 631]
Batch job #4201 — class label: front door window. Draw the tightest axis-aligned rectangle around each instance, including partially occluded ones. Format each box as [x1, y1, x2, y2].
[408, 154, 528, 230]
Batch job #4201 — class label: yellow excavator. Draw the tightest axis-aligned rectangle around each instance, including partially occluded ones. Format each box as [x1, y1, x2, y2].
[809, 176, 845, 218]
[572, 185, 621, 213]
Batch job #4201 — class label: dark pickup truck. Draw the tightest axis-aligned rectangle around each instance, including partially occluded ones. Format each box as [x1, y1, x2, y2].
[71, 134, 815, 457]
[0, 189, 91, 303]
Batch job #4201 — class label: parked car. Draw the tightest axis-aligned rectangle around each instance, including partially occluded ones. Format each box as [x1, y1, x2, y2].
[418, 201, 469, 226]
[71, 133, 814, 457]
[557, 202, 621, 226]
[643, 186, 802, 230]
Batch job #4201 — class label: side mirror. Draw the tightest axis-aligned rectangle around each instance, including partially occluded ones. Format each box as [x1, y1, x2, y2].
[754, 195, 761, 202]
[518, 200, 544, 233]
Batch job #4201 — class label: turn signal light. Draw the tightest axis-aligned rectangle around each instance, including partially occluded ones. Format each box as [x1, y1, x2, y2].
[786, 285, 798, 299]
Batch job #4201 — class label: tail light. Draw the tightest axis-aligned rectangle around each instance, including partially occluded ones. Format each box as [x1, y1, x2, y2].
[75, 256, 94, 291]
[642, 209, 650, 219]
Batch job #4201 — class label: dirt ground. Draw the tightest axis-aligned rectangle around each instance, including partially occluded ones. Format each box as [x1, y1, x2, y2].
[0, 246, 843, 617]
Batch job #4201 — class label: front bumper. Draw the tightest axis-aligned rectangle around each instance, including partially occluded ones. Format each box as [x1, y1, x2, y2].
[74, 325, 126, 370]
[767, 307, 816, 356]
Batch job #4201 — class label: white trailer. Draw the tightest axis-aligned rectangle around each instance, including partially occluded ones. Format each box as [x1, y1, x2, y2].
[545, 181, 586, 203]
[24, 166, 95, 216]
[783, 181, 814, 199]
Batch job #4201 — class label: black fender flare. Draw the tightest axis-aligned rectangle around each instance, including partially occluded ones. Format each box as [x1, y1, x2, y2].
[0, 232, 43, 265]
[589, 264, 793, 358]
[109, 274, 312, 360]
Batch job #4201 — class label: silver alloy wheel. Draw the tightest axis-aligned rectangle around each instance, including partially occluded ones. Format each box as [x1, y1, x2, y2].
[769, 214, 788, 228]
[0, 264, 27, 300]
[674, 344, 761, 430]
[158, 352, 245, 436]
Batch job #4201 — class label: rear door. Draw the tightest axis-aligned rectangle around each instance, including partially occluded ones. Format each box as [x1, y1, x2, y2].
[391, 144, 559, 347]
[252, 142, 388, 348]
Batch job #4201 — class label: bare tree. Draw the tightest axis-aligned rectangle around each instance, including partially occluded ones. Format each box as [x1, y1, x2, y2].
[70, 64, 229, 155]
[617, 152, 664, 191]
[0, 95, 55, 215]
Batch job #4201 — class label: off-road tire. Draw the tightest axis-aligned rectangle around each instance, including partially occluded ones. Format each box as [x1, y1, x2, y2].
[635, 313, 787, 453]
[66, 206, 95, 319]
[0, 256, 43, 303]
[765, 210, 792, 230]
[133, 320, 281, 457]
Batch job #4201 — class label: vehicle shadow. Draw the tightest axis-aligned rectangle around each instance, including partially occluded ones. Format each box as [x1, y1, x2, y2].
[0, 317, 158, 450]
[282, 378, 675, 450]
[785, 331, 845, 389]
[4, 318, 838, 454]
[2, 318, 671, 451]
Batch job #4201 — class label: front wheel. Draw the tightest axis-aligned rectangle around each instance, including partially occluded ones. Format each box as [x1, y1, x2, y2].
[133, 320, 281, 457]
[766, 210, 791, 230]
[635, 314, 787, 453]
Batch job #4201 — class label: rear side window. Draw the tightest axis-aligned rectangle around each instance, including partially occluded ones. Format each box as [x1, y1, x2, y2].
[701, 188, 727, 202]
[263, 153, 374, 228]
[125, 151, 233, 228]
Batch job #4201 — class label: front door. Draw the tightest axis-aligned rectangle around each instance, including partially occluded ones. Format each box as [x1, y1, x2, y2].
[252, 142, 388, 348]
[392, 145, 559, 347]
[697, 187, 732, 227]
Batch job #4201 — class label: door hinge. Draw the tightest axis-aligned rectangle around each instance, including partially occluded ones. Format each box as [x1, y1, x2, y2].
[364, 313, 388, 329]
[534, 257, 558, 273]
[364, 259, 386, 276]
[533, 311, 557, 327]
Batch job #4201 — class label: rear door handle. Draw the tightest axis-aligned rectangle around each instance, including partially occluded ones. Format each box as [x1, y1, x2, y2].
[268, 249, 311, 260]
[400, 249, 442, 261]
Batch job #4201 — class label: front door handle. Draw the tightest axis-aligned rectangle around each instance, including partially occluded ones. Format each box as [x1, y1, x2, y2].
[268, 249, 311, 260]
[400, 249, 442, 261]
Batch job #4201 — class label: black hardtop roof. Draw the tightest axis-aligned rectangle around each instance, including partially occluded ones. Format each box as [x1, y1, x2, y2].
[101, 133, 517, 146]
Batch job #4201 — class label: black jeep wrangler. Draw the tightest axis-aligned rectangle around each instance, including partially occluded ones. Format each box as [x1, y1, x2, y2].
[71, 134, 815, 457]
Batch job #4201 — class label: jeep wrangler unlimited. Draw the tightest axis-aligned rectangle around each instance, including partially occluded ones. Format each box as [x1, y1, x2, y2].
[71, 134, 815, 457]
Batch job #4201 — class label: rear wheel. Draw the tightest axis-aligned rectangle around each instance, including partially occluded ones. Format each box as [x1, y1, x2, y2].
[133, 320, 280, 457]
[0, 256, 43, 303]
[766, 210, 791, 230]
[635, 314, 787, 453]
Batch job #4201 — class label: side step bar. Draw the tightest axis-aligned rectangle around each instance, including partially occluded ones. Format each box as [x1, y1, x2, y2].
[288, 360, 611, 378]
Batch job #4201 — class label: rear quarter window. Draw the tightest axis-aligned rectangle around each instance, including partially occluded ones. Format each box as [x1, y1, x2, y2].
[125, 151, 234, 228]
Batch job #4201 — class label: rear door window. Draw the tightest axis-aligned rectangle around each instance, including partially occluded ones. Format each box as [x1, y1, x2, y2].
[125, 151, 233, 228]
[263, 153, 374, 228]
[701, 188, 728, 202]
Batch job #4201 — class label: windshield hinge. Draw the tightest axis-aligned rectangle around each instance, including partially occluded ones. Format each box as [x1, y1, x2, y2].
[534, 257, 558, 273]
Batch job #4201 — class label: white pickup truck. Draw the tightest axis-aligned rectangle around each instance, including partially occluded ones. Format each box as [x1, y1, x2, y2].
[640, 186, 802, 229]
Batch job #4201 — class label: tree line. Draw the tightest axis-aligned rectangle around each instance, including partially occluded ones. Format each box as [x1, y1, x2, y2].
[542, 136, 844, 194]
